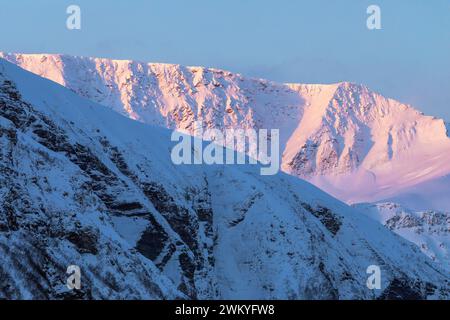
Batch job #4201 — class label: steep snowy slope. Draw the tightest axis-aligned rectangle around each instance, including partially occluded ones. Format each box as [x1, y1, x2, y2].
[0, 58, 448, 299]
[2, 53, 449, 211]
[355, 202, 449, 272]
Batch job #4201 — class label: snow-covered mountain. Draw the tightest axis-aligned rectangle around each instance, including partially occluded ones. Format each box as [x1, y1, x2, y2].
[1, 58, 449, 299]
[2, 53, 449, 211]
[355, 202, 450, 272]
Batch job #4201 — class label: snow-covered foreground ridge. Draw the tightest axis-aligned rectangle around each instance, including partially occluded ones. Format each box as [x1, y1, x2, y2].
[2, 52, 449, 211]
[0, 58, 449, 299]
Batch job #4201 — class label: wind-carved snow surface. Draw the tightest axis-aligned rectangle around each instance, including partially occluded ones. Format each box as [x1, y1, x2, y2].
[0, 58, 449, 299]
[2, 53, 449, 213]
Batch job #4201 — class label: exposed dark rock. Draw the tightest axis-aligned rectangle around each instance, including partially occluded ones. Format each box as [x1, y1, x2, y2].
[318, 262, 339, 299]
[109, 202, 143, 212]
[379, 278, 424, 300]
[157, 243, 177, 270]
[301, 203, 342, 236]
[178, 252, 197, 299]
[66, 229, 99, 255]
[136, 216, 169, 261]
[142, 182, 198, 252]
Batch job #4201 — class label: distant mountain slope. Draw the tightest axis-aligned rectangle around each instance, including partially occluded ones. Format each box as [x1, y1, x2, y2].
[2, 53, 449, 211]
[380, 175, 450, 212]
[355, 202, 449, 272]
[0, 58, 448, 299]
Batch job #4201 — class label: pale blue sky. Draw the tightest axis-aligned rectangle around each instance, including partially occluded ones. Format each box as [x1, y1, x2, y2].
[1, 0, 449, 119]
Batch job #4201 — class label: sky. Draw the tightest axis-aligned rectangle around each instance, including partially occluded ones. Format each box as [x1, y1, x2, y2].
[0, 0, 449, 120]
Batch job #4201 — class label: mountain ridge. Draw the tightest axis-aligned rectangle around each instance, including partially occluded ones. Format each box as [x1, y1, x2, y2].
[1, 52, 449, 212]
